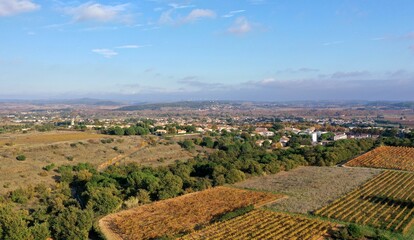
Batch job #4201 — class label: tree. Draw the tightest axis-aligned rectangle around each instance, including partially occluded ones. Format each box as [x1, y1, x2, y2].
[136, 126, 150, 135]
[30, 222, 51, 240]
[51, 206, 93, 240]
[157, 173, 183, 200]
[225, 169, 245, 184]
[127, 171, 160, 195]
[262, 140, 271, 149]
[201, 137, 214, 148]
[272, 123, 284, 131]
[85, 188, 122, 216]
[181, 139, 195, 150]
[0, 203, 32, 240]
[125, 127, 137, 136]
[113, 126, 125, 136]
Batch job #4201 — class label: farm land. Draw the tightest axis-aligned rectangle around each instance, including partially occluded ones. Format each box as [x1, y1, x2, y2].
[181, 209, 335, 240]
[315, 171, 414, 234]
[96, 146, 414, 240]
[0, 131, 195, 193]
[345, 146, 414, 171]
[98, 187, 282, 240]
[234, 166, 381, 213]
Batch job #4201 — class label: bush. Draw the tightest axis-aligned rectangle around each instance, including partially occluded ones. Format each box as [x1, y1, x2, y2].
[16, 155, 26, 161]
[101, 138, 114, 144]
[348, 224, 363, 238]
[38, 171, 48, 177]
[10, 188, 30, 204]
[212, 205, 254, 223]
[43, 163, 55, 171]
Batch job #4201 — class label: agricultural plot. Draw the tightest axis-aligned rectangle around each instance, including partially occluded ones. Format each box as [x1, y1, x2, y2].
[234, 166, 381, 213]
[99, 187, 282, 240]
[345, 146, 414, 172]
[180, 209, 335, 240]
[315, 171, 414, 233]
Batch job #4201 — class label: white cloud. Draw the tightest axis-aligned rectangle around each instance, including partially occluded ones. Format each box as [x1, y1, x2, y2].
[0, 0, 40, 17]
[92, 49, 118, 58]
[168, 3, 194, 9]
[159, 8, 174, 24]
[227, 17, 252, 35]
[182, 9, 216, 23]
[159, 8, 216, 25]
[66, 2, 129, 22]
[222, 10, 245, 18]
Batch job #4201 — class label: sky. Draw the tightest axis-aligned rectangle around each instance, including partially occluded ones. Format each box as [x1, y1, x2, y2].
[0, 0, 414, 102]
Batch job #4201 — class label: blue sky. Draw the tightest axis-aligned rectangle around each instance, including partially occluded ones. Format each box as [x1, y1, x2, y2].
[1, 0, 414, 101]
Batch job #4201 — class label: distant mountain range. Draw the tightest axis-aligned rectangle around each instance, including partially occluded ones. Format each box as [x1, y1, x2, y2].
[0, 98, 122, 106]
[0, 99, 413, 110]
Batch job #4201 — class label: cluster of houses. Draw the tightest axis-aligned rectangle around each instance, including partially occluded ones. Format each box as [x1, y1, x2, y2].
[253, 126, 381, 149]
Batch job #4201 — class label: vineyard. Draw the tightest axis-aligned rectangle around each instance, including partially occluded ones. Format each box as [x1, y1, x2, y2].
[345, 146, 414, 172]
[180, 209, 335, 240]
[99, 187, 282, 240]
[315, 171, 414, 233]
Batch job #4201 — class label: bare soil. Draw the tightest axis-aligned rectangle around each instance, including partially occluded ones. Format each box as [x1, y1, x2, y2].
[234, 166, 382, 214]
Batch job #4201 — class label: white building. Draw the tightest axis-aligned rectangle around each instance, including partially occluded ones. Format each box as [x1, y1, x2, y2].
[334, 133, 347, 141]
[311, 132, 318, 143]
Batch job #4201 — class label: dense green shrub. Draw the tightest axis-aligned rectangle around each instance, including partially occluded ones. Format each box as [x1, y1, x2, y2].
[16, 154, 26, 161]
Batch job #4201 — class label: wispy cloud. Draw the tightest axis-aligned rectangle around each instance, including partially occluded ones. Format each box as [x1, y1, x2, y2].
[222, 10, 245, 18]
[65, 2, 130, 23]
[0, 0, 40, 17]
[92, 48, 118, 58]
[330, 71, 370, 79]
[276, 68, 319, 74]
[182, 9, 216, 23]
[178, 76, 224, 90]
[116, 44, 152, 49]
[168, 3, 195, 9]
[323, 41, 344, 46]
[159, 7, 216, 25]
[92, 44, 150, 58]
[227, 17, 253, 35]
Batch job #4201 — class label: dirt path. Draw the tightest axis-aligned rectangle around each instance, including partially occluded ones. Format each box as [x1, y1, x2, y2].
[97, 141, 148, 171]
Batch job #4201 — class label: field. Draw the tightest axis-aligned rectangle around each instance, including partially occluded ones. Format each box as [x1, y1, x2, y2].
[98, 187, 282, 240]
[234, 166, 381, 213]
[180, 209, 335, 240]
[345, 146, 414, 172]
[0, 132, 194, 194]
[0, 131, 105, 146]
[119, 143, 194, 167]
[315, 171, 414, 233]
